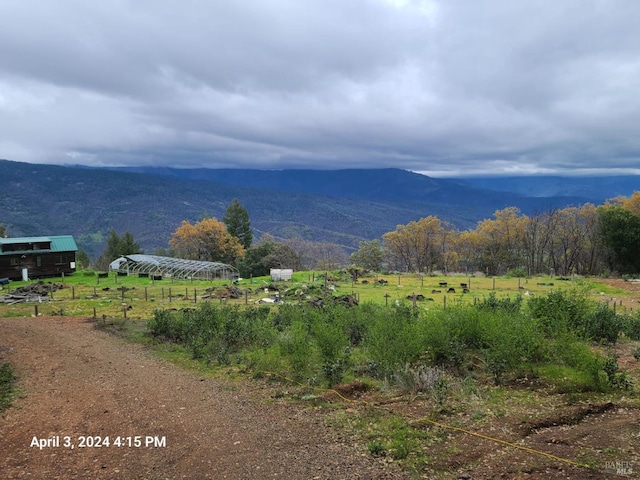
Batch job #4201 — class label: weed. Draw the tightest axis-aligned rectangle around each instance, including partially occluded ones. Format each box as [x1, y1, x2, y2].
[367, 439, 386, 457]
[391, 364, 436, 394]
[602, 354, 633, 390]
[0, 363, 17, 413]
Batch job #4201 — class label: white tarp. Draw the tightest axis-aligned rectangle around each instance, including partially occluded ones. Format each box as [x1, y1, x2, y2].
[270, 268, 293, 281]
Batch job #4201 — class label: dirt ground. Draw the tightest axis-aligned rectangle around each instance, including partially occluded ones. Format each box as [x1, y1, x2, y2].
[0, 316, 407, 480]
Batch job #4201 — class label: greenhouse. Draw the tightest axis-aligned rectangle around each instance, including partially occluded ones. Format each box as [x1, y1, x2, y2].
[109, 254, 239, 281]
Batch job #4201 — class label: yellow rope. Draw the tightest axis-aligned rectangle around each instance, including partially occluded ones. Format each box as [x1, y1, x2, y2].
[260, 370, 592, 470]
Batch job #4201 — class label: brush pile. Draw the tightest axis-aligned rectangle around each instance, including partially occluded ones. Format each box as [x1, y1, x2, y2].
[0, 281, 63, 304]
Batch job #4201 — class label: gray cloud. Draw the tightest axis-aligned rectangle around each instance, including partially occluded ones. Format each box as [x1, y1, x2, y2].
[1, 0, 639, 176]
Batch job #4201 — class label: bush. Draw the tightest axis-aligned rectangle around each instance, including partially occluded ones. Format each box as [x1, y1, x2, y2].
[528, 289, 592, 336]
[602, 354, 633, 390]
[149, 304, 276, 363]
[506, 267, 527, 278]
[476, 292, 523, 314]
[583, 304, 621, 344]
[622, 314, 640, 340]
[278, 321, 316, 380]
[365, 304, 423, 378]
[418, 310, 468, 369]
[480, 311, 542, 384]
[312, 314, 351, 386]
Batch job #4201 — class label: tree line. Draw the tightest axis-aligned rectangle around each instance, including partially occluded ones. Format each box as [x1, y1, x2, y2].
[4, 192, 639, 277]
[354, 192, 640, 276]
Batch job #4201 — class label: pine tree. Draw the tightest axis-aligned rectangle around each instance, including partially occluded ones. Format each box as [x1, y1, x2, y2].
[223, 199, 253, 249]
[95, 230, 142, 270]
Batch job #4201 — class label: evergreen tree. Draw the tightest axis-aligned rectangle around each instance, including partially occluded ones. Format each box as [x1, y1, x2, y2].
[96, 229, 143, 270]
[119, 232, 142, 257]
[598, 205, 640, 274]
[223, 199, 253, 249]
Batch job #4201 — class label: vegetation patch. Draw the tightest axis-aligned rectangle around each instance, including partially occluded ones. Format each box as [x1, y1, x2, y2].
[0, 363, 18, 413]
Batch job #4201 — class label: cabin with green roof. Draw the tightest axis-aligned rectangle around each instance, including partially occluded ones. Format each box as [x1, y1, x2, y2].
[0, 235, 78, 280]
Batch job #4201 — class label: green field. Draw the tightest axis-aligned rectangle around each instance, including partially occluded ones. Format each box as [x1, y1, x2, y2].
[0, 270, 630, 319]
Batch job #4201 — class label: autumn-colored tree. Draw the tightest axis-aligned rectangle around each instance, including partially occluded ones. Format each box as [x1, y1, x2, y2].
[455, 230, 483, 273]
[0, 224, 6, 238]
[170, 217, 245, 265]
[608, 191, 640, 218]
[383, 216, 453, 273]
[475, 207, 527, 275]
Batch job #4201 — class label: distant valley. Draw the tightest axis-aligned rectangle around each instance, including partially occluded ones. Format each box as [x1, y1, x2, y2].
[1, 159, 638, 259]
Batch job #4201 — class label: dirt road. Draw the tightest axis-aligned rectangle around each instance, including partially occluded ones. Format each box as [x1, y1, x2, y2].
[0, 316, 407, 479]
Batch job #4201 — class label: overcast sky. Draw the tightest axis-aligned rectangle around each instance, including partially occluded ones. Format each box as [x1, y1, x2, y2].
[1, 1, 640, 177]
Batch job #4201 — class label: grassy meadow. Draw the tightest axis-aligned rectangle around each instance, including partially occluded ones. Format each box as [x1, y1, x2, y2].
[0, 269, 631, 319]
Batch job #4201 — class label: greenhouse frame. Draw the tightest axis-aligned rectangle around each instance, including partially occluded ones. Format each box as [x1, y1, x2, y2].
[109, 254, 239, 281]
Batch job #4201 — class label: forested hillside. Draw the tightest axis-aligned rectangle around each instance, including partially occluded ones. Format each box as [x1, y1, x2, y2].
[0, 159, 635, 262]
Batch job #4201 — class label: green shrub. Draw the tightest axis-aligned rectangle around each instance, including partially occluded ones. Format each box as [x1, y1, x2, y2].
[583, 304, 621, 344]
[622, 314, 640, 340]
[476, 292, 523, 314]
[418, 311, 467, 369]
[506, 267, 527, 278]
[279, 321, 316, 380]
[365, 304, 423, 378]
[602, 354, 633, 390]
[527, 289, 592, 336]
[480, 311, 541, 384]
[312, 316, 351, 386]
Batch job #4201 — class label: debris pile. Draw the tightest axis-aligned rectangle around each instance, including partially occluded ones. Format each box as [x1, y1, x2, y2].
[0, 281, 64, 304]
[201, 285, 244, 300]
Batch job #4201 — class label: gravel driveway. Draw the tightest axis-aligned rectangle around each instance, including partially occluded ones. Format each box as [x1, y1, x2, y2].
[0, 316, 407, 479]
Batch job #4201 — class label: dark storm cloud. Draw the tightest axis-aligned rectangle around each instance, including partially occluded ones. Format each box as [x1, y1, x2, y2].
[1, 0, 639, 175]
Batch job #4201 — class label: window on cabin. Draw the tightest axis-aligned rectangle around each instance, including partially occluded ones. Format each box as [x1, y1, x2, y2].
[37, 256, 42, 267]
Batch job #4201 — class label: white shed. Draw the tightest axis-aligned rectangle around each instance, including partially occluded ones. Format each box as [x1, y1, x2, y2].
[270, 268, 293, 281]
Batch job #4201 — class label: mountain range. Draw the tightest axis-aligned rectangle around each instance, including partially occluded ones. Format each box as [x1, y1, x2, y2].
[1, 159, 638, 259]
